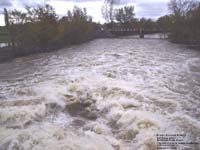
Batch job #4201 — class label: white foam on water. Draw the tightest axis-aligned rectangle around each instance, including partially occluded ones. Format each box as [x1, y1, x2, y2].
[0, 37, 200, 149]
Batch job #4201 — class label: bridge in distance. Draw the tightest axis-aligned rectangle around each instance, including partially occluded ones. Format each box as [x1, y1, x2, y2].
[107, 28, 165, 38]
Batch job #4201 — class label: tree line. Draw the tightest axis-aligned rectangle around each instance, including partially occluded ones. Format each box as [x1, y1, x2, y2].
[161, 0, 200, 44]
[101, 0, 162, 31]
[3, 0, 200, 58]
[4, 5, 98, 56]
[102, 0, 200, 45]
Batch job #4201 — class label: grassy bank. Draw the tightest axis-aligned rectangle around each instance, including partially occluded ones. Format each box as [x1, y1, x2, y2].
[0, 27, 10, 43]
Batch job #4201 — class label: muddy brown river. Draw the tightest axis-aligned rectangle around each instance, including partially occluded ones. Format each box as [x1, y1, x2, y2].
[0, 36, 200, 150]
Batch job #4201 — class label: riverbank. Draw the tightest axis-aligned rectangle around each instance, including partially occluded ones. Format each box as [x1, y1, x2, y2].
[170, 40, 200, 51]
[0, 47, 14, 63]
[1, 32, 199, 64]
[185, 43, 200, 50]
[0, 29, 113, 63]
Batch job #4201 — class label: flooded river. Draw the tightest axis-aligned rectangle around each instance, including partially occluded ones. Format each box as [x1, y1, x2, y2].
[0, 36, 200, 150]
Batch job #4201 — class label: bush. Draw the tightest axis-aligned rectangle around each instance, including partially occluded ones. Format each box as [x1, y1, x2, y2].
[4, 5, 95, 55]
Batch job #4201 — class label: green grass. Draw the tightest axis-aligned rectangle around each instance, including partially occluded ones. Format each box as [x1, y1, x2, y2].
[0, 27, 10, 43]
[0, 34, 10, 43]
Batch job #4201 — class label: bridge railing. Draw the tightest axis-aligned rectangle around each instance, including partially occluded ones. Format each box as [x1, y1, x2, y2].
[108, 28, 164, 32]
[107, 28, 137, 32]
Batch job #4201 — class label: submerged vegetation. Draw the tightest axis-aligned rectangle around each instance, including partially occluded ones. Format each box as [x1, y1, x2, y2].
[158, 0, 200, 44]
[3, 5, 98, 56]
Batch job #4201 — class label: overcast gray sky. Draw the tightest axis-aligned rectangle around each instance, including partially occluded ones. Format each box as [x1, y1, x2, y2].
[0, 0, 170, 25]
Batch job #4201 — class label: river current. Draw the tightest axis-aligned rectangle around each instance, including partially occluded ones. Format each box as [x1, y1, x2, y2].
[0, 36, 200, 150]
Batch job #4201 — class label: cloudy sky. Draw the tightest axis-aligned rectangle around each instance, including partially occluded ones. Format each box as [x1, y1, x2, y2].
[0, 0, 170, 25]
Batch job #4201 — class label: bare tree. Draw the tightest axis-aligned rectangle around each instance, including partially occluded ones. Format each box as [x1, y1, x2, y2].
[115, 6, 135, 23]
[101, 0, 120, 22]
[4, 8, 15, 51]
[168, 0, 200, 43]
[168, 0, 196, 17]
[4, 8, 9, 28]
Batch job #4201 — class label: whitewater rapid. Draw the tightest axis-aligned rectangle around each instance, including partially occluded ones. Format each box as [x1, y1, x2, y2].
[0, 36, 200, 150]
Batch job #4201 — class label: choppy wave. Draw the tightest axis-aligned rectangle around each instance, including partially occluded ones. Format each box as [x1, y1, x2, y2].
[0, 36, 200, 150]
